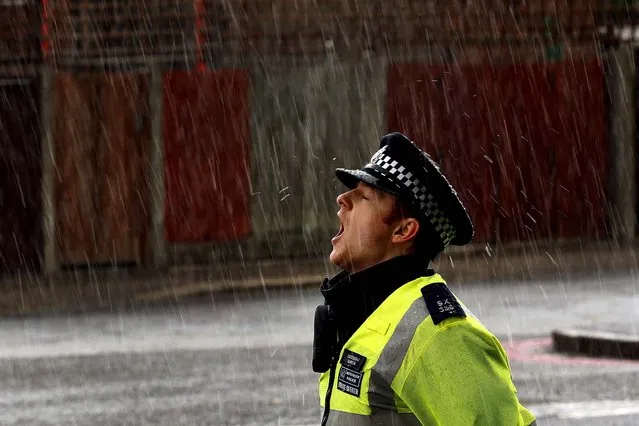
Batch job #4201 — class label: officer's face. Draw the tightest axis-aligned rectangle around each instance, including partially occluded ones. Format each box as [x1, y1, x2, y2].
[330, 182, 400, 273]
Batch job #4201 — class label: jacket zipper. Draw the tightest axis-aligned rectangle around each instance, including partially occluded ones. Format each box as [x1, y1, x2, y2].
[321, 360, 337, 426]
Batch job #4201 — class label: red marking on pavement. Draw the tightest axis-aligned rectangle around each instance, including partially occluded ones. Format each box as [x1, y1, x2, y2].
[503, 338, 639, 366]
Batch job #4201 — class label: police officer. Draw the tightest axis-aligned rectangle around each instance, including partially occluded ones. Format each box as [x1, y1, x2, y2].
[312, 133, 536, 425]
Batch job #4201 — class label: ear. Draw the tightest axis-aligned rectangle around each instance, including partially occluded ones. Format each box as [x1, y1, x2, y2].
[391, 218, 420, 245]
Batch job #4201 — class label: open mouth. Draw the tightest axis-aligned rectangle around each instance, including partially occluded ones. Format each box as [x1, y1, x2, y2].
[333, 223, 344, 239]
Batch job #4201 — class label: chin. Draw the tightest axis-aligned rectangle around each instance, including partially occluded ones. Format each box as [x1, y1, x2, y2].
[329, 249, 348, 270]
[331, 252, 360, 274]
[329, 250, 341, 267]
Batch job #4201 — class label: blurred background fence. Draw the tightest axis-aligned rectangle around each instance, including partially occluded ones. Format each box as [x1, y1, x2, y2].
[1, 0, 638, 274]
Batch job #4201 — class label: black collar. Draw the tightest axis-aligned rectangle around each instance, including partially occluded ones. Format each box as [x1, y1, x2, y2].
[320, 253, 433, 345]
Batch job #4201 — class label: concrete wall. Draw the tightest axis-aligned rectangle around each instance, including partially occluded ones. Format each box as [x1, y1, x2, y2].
[246, 58, 387, 259]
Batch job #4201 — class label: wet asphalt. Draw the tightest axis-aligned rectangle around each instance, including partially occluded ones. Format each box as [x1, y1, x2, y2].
[1, 271, 639, 425]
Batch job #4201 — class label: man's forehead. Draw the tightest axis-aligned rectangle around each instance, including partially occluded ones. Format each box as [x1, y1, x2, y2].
[355, 182, 393, 199]
[355, 181, 374, 192]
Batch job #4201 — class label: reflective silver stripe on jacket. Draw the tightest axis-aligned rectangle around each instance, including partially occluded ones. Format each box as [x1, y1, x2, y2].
[326, 297, 430, 425]
[368, 297, 430, 410]
[325, 409, 423, 426]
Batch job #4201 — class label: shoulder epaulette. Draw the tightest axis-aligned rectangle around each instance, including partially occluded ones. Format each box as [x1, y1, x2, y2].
[421, 282, 467, 325]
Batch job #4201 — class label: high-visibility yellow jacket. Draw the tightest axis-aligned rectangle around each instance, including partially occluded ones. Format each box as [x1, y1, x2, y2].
[319, 273, 536, 425]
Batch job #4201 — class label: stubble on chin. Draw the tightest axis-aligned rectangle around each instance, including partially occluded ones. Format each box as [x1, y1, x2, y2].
[330, 247, 360, 273]
[329, 244, 351, 272]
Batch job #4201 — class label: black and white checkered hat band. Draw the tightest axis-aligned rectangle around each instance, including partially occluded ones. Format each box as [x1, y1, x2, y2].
[367, 149, 457, 247]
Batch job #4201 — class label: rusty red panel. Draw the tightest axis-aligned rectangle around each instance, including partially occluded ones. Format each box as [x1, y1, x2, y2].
[491, 66, 519, 243]
[388, 59, 608, 245]
[0, 80, 42, 274]
[495, 61, 607, 243]
[387, 63, 446, 157]
[553, 59, 607, 239]
[495, 64, 558, 243]
[437, 65, 499, 245]
[387, 63, 496, 244]
[53, 73, 150, 265]
[164, 69, 250, 242]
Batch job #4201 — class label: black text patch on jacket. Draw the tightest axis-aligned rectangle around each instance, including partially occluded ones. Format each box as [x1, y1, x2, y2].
[337, 350, 367, 397]
[337, 366, 363, 397]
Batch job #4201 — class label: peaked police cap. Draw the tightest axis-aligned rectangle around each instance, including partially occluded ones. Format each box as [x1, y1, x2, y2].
[335, 132, 473, 248]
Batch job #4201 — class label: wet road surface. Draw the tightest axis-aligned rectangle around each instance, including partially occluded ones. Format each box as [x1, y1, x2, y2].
[1, 271, 639, 425]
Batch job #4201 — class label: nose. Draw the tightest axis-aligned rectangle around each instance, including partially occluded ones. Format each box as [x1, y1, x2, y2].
[336, 190, 352, 210]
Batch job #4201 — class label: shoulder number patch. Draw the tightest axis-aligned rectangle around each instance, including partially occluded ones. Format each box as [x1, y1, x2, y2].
[421, 283, 467, 325]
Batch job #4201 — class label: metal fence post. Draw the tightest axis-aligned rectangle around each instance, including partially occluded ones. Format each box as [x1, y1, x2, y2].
[607, 43, 637, 243]
[149, 61, 168, 267]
